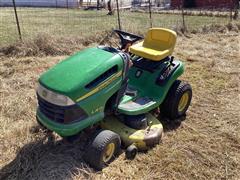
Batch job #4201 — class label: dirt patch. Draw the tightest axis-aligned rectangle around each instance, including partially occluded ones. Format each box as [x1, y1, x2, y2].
[0, 32, 240, 179]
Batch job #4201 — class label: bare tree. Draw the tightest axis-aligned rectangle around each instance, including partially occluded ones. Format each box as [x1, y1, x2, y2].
[107, 0, 114, 15]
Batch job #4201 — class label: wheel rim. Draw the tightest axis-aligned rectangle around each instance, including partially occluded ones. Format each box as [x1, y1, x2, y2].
[178, 92, 189, 112]
[103, 143, 115, 163]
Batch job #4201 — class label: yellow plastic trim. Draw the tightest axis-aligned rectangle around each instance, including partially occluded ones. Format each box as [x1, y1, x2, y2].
[76, 71, 122, 102]
[102, 143, 115, 163]
[130, 28, 177, 61]
[178, 92, 189, 112]
[101, 114, 163, 150]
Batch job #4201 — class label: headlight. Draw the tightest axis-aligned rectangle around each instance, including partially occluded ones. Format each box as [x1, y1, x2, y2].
[37, 83, 75, 106]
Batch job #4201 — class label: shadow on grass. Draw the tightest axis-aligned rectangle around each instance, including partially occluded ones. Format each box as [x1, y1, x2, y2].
[0, 115, 184, 180]
[158, 114, 186, 132]
[0, 130, 94, 180]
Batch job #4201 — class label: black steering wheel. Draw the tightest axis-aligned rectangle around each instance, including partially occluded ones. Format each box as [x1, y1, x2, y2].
[114, 29, 143, 50]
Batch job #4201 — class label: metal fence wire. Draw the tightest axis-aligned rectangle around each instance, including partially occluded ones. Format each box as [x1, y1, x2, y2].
[0, 0, 239, 45]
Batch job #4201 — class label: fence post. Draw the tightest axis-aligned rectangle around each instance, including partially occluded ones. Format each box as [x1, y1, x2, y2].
[230, 1, 233, 21]
[148, 0, 152, 28]
[66, 0, 69, 9]
[116, 0, 121, 30]
[12, 0, 22, 41]
[230, 0, 239, 21]
[233, 5, 239, 20]
[97, 0, 100, 10]
[181, 0, 186, 32]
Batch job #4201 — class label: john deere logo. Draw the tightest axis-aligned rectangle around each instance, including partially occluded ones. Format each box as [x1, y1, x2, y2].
[42, 90, 48, 98]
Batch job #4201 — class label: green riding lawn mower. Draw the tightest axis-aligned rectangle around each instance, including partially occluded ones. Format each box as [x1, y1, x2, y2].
[36, 28, 192, 170]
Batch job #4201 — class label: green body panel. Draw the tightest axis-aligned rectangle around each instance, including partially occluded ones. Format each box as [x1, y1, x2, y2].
[117, 60, 184, 115]
[78, 77, 122, 116]
[39, 47, 123, 102]
[37, 108, 104, 137]
[37, 46, 184, 136]
[37, 47, 124, 136]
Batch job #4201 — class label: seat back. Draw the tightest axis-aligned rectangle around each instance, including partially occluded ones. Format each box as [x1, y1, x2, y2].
[143, 28, 177, 53]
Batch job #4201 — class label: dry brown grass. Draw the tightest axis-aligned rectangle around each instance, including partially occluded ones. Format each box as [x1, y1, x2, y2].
[133, 8, 239, 18]
[0, 32, 108, 57]
[0, 31, 240, 179]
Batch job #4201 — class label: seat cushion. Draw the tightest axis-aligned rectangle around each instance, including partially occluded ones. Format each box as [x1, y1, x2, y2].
[130, 41, 171, 61]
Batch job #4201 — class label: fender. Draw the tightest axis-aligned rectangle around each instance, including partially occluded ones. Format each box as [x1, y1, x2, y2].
[157, 60, 184, 104]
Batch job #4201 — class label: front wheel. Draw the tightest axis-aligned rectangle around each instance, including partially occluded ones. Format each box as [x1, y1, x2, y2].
[160, 80, 192, 120]
[84, 130, 121, 170]
[125, 144, 138, 160]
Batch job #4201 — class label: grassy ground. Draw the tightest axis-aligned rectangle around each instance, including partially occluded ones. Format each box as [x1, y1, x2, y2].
[0, 7, 231, 45]
[0, 31, 239, 179]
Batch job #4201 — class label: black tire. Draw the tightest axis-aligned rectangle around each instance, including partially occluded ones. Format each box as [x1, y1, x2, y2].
[62, 134, 80, 143]
[84, 130, 121, 170]
[161, 80, 192, 120]
[125, 144, 138, 160]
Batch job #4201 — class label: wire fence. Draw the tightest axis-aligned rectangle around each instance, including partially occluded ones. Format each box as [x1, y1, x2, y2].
[0, 0, 239, 45]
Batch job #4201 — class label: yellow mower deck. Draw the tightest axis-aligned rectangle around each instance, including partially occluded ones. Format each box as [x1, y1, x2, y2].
[101, 114, 163, 151]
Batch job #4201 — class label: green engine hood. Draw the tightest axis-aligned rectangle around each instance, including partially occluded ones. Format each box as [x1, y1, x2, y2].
[39, 47, 122, 101]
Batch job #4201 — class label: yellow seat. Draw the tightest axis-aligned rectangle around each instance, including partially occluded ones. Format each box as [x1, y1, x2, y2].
[129, 28, 177, 61]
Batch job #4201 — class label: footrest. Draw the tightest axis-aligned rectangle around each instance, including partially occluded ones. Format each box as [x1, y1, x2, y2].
[118, 97, 155, 111]
[125, 86, 138, 97]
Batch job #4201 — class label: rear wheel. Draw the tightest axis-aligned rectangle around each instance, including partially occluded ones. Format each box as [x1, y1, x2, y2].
[84, 130, 121, 170]
[161, 80, 192, 119]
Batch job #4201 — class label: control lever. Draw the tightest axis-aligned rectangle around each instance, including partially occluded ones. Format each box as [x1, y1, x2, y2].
[170, 56, 174, 65]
